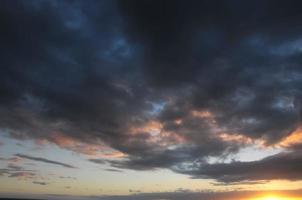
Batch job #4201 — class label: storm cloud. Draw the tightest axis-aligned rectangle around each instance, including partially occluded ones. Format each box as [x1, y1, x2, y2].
[1, 0, 302, 183]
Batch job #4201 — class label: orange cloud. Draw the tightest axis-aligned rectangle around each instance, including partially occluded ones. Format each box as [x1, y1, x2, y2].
[93, 151, 125, 159]
[35, 132, 126, 159]
[279, 127, 302, 147]
[218, 132, 254, 145]
[190, 110, 268, 147]
[129, 120, 186, 147]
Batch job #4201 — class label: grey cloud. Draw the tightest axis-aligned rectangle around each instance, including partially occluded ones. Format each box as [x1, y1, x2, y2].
[1, 0, 302, 183]
[59, 176, 77, 180]
[0, 161, 36, 178]
[15, 154, 76, 169]
[128, 189, 141, 193]
[32, 181, 49, 185]
[89, 159, 107, 165]
[7, 163, 24, 171]
[105, 168, 123, 173]
[8, 171, 36, 178]
[211, 180, 269, 186]
[175, 150, 302, 183]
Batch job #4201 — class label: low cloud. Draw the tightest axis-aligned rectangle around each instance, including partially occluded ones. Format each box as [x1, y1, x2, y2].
[59, 176, 77, 180]
[15, 154, 76, 169]
[175, 150, 302, 183]
[32, 181, 49, 185]
[7, 163, 23, 171]
[105, 168, 123, 173]
[9, 172, 36, 180]
[89, 159, 107, 165]
[0, 160, 37, 180]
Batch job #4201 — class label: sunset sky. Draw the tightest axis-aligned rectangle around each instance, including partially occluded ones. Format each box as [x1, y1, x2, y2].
[1, 1, 302, 200]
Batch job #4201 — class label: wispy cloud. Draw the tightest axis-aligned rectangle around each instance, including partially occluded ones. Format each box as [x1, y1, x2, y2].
[15, 154, 76, 169]
[105, 168, 123, 173]
[8, 172, 36, 180]
[32, 181, 49, 185]
[59, 176, 77, 180]
[0, 160, 36, 180]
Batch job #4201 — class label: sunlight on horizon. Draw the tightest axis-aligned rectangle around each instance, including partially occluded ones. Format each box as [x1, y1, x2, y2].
[250, 195, 302, 200]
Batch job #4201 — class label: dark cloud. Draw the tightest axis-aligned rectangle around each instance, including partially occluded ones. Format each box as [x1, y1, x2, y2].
[105, 168, 123, 173]
[32, 181, 49, 185]
[118, 0, 302, 144]
[1, 0, 302, 183]
[211, 180, 269, 186]
[15, 154, 75, 168]
[128, 189, 141, 193]
[118, 0, 302, 87]
[0, 169, 9, 176]
[175, 150, 302, 183]
[89, 159, 107, 165]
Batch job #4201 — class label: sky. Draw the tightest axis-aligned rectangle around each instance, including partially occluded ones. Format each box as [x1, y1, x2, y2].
[1, 0, 302, 200]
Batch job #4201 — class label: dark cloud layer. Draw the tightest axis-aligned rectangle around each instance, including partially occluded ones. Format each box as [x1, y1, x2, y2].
[176, 150, 302, 182]
[16, 154, 75, 168]
[1, 0, 302, 183]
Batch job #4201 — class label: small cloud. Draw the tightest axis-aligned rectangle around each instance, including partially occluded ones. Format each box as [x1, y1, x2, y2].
[0, 157, 20, 163]
[7, 163, 23, 171]
[9, 172, 36, 180]
[59, 176, 77, 180]
[211, 180, 269, 186]
[88, 159, 106, 164]
[129, 189, 141, 193]
[32, 181, 49, 185]
[174, 188, 192, 193]
[0, 169, 9, 176]
[105, 168, 123, 172]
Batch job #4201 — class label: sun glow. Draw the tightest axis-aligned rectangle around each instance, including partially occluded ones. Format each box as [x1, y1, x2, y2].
[260, 196, 281, 200]
[252, 195, 302, 200]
